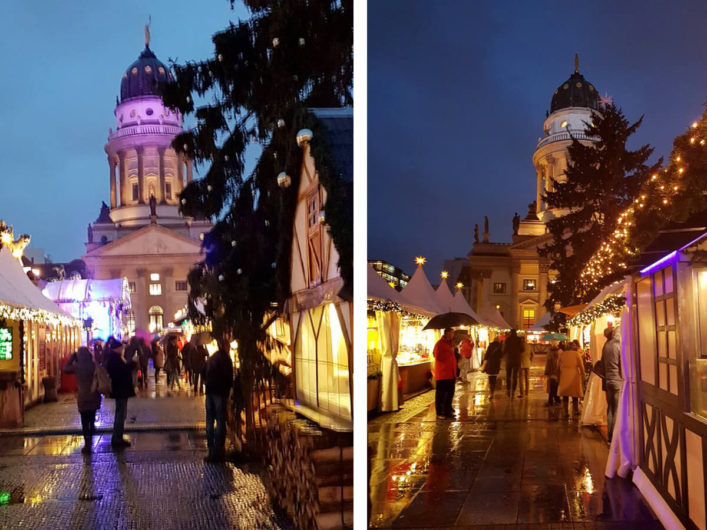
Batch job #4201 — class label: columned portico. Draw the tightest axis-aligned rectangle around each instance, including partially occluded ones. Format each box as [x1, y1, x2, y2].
[109, 155, 117, 208]
[158, 147, 166, 203]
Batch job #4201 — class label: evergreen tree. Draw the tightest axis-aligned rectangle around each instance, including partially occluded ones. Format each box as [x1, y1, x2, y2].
[160, 0, 352, 435]
[539, 104, 661, 307]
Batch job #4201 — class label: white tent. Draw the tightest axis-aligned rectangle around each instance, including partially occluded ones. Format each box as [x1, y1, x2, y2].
[527, 311, 552, 332]
[399, 265, 441, 315]
[0, 247, 72, 321]
[367, 265, 400, 302]
[42, 278, 128, 306]
[451, 290, 486, 325]
[480, 305, 511, 330]
[434, 279, 456, 313]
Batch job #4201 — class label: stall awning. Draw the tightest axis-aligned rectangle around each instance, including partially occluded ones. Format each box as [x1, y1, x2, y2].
[43, 278, 129, 305]
[557, 304, 587, 318]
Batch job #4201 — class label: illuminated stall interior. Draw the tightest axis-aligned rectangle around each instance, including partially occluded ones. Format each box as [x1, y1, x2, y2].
[0, 227, 81, 426]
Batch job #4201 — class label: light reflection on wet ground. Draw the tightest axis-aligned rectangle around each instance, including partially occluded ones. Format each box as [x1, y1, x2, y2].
[369, 357, 663, 528]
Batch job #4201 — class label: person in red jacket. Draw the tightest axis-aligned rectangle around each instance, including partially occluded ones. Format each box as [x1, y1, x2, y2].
[434, 328, 457, 419]
[458, 335, 474, 383]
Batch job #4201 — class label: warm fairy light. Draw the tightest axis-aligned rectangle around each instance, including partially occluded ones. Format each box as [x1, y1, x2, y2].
[676, 156, 681, 162]
[388, 281, 396, 288]
[441, 271, 448, 279]
[651, 174, 657, 181]
[415, 256, 426, 266]
[662, 199, 668, 205]
[679, 167, 684, 174]
[692, 121, 698, 128]
[690, 137, 696, 143]
[673, 186, 679, 191]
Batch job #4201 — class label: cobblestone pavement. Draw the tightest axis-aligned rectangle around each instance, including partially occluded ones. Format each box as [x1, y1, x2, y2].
[0, 431, 292, 529]
[4, 364, 205, 435]
[368, 356, 663, 529]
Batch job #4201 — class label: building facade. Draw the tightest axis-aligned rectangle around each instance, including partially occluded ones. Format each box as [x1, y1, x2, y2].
[83, 35, 211, 334]
[459, 58, 601, 329]
[368, 259, 411, 291]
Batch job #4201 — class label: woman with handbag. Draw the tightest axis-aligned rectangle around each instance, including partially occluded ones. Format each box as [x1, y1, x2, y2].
[63, 347, 102, 454]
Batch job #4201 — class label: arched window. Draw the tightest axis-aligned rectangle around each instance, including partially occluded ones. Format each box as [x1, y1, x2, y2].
[148, 306, 163, 333]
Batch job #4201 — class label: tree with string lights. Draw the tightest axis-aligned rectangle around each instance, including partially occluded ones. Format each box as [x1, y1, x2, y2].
[159, 0, 352, 437]
[539, 103, 661, 308]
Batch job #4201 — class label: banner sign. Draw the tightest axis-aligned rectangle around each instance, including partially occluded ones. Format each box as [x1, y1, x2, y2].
[0, 327, 12, 360]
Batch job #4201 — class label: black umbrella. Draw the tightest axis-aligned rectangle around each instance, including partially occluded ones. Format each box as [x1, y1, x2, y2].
[423, 312, 478, 330]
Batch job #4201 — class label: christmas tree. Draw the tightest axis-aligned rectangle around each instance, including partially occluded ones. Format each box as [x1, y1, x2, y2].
[540, 104, 661, 307]
[160, 0, 352, 435]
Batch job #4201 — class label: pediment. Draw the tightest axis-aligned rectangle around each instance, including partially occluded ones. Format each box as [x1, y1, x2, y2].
[84, 225, 202, 258]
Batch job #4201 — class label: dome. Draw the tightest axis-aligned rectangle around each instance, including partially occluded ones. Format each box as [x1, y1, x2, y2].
[550, 56, 599, 113]
[120, 45, 173, 102]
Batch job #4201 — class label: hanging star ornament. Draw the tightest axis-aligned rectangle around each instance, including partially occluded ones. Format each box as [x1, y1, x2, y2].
[599, 92, 613, 108]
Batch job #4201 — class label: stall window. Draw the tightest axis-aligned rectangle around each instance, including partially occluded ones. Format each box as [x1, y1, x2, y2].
[306, 190, 322, 286]
[636, 277, 656, 385]
[175, 281, 187, 291]
[493, 282, 506, 294]
[522, 308, 535, 328]
[128, 281, 136, 293]
[294, 303, 351, 420]
[125, 310, 136, 336]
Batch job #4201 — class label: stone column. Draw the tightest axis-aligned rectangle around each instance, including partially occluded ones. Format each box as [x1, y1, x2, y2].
[158, 147, 166, 203]
[118, 151, 127, 206]
[539, 263, 549, 315]
[135, 268, 147, 332]
[109, 155, 117, 209]
[536, 167, 543, 216]
[177, 155, 184, 194]
[137, 146, 145, 204]
[186, 158, 193, 185]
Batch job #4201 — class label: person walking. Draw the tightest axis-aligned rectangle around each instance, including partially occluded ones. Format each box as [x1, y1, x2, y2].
[557, 341, 585, 416]
[126, 337, 140, 390]
[191, 340, 208, 395]
[458, 334, 474, 383]
[602, 327, 623, 442]
[503, 329, 523, 398]
[182, 337, 194, 388]
[165, 335, 181, 392]
[152, 338, 165, 385]
[104, 339, 135, 448]
[63, 347, 101, 454]
[433, 328, 457, 419]
[204, 344, 233, 462]
[482, 335, 503, 394]
[544, 342, 561, 406]
[137, 338, 149, 390]
[518, 335, 532, 398]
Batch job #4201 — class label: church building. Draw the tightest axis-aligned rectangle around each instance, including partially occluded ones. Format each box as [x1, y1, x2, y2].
[455, 57, 601, 329]
[83, 31, 211, 335]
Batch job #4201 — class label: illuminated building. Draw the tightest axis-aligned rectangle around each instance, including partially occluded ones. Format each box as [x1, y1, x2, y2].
[83, 31, 211, 335]
[368, 259, 411, 291]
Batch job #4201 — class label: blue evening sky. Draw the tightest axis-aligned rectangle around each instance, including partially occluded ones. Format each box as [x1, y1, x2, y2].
[368, 0, 707, 276]
[0, 0, 248, 262]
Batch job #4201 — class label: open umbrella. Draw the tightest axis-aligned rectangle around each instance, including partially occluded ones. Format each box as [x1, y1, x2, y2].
[423, 312, 478, 330]
[540, 332, 570, 342]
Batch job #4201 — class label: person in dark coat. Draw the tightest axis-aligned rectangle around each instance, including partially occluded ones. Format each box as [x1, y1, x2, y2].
[190, 340, 208, 395]
[544, 344, 562, 406]
[204, 346, 234, 462]
[165, 335, 181, 391]
[602, 327, 623, 442]
[503, 329, 524, 399]
[137, 338, 149, 390]
[104, 339, 135, 448]
[63, 347, 102, 453]
[483, 335, 503, 394]
[182, 338, 194, 387]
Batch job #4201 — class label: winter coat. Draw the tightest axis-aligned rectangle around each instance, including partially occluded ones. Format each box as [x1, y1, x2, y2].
[557, 348, 585, 398]
[191, 344, 208, 373]
[601, 336, 623, 383]
[153, 343, 165, 369]
[519, 342, 532, 368]
[544, 347, 561, 380]
[503, 333, 524, 368]
[63, 350, 101, 412]
[433, 338, 457, 380]
[205, 350, 234, 397]
[483, 341, 503, 375]
[165, 342, 180, 371]
[460, 338, 473, 359]
[105, 350, 136, 400]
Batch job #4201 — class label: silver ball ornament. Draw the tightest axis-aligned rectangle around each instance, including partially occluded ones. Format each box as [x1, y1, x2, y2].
[231, 240, 237, 247]
[218, 274, 224, 281]
[207, 185, 213, 192]
[296, 128, 313, 147]
[272, 37, 280, 48]
[181, 198, 187, 205]
[277, 172, 291, 188]
[298, 37, 305, 47]
[237, 268, 242, 275]
[319, 210, 326, 224]
[277, 119, 285, 128]
[218, 53, 223, 62]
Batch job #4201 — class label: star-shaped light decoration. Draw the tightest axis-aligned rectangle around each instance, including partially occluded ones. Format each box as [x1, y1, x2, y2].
[415, 256, 426, 266]
[440, 271, 448, 279]
[456, 282, 464, 290]
[599, 92, 613, 109]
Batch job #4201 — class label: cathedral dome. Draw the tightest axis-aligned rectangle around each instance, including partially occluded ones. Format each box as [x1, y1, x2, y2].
[120, 45, 173, 102]
[550, 55, 599, 113]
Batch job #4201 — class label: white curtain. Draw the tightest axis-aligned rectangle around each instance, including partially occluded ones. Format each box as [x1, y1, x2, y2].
[377, 310, 400, 412]
[606, 279, 639, 478]
[582, 319, 607, 426]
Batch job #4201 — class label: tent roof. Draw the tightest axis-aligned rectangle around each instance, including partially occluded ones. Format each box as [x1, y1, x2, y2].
[0, 247, 72, 318]
[527, 311, 552, 332]
[434, 280, 456, 313]
[43, 278, 129, 304]
[479, 305, 512, 329]
[399, 265, 441, 315]
[367, 265, 401, 302]
[451, 291, 487, 326]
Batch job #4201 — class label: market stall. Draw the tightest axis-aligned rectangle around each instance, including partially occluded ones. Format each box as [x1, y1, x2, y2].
[0, 241, 81, 427]
[42, 278, 131, 343]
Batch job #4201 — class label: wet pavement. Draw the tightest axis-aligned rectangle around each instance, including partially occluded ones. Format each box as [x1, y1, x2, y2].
[368, 357, 663, 529]
[4, 363, 205, 435]
[0, 431, 292, 529]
